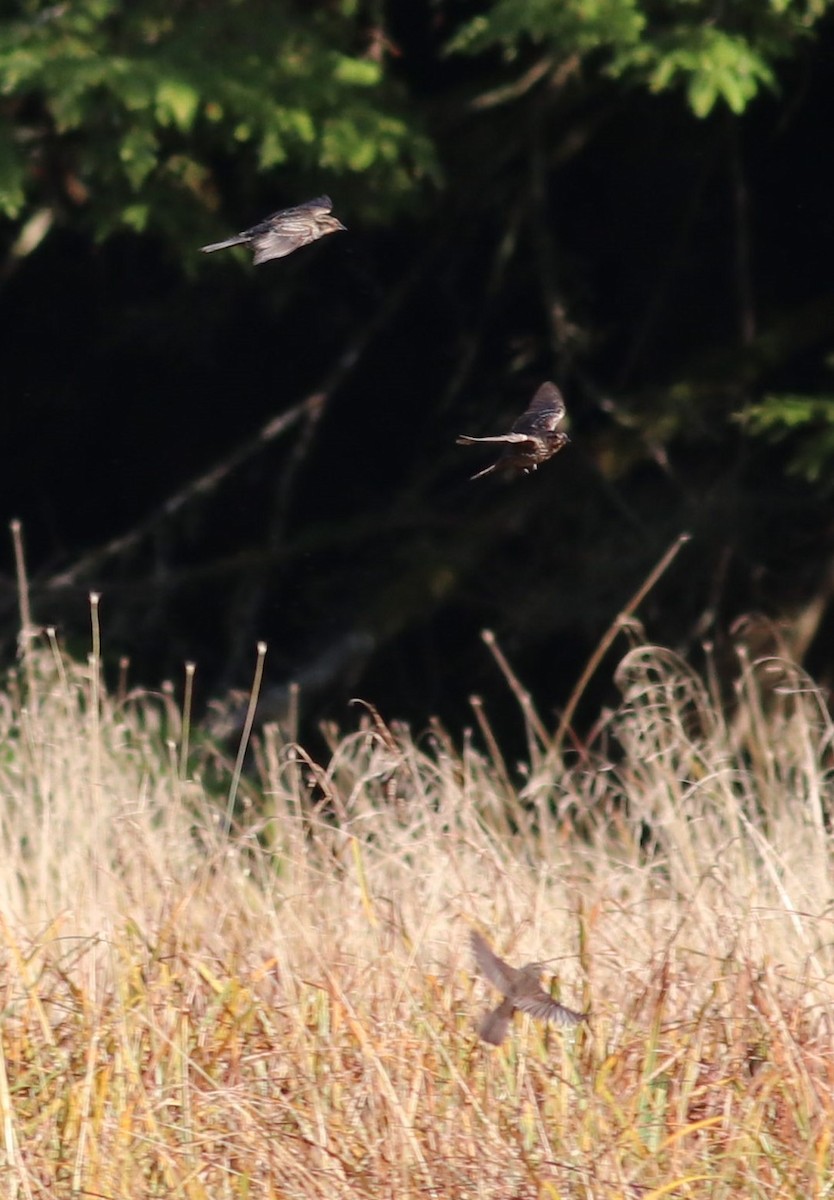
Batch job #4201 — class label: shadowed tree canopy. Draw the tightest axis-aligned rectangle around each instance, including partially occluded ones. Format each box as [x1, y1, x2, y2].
[2, 0, 834, 739]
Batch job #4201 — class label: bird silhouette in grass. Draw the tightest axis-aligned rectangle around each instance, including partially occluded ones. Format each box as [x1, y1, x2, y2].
[456, 382, 569, 480]
[200, 196, 346, 265]
[470, 930, 586, 1045]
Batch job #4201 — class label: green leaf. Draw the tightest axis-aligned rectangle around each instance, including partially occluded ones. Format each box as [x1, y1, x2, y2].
[0, 49, 41, 93]
[744, 394, 834, 433]
[633, 27, 777, 116]
[332, 56, 382, 88]
[116, 63, 155, 112]
[155, 79, 200, 132]
[448, 0, 646, 56]
[0, 118, 25, 217]
[119, 127, 159, 189]
[258, 127, 287, 168]
[321, 115, 378, 171]
[120, 203, 151, 232]
[743, 394, 834, 490]
[687, 73, 718, 117]
[277, 108, 316, 145]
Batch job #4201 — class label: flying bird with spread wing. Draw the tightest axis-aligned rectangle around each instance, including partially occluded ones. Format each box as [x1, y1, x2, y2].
[200, 196, 346, 265]
[456, 381, 569, 480]
[470, 930, 586, 1045]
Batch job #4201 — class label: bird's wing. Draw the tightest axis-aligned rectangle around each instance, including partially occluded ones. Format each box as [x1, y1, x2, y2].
[251, 232, 316, 264]
[470, 931, 518, 994]
[296, 195, 333, 213]
[512, 382, 566, 437]
[256, 197, 334, 230]
[456, 433, 531, 445]
[515, 991, 586, 1027]
[246, 207, 332, 263]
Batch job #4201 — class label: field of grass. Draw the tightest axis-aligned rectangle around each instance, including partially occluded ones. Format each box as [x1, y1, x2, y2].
[1, 606, 832, 1198]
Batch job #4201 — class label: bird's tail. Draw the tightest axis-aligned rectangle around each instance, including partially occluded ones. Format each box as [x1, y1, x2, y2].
[478, 999, 514, 1045]
[200, 235, 248, 254]
[457, 434, 525, 445]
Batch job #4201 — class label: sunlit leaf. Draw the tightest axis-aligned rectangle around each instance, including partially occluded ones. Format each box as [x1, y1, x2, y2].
[155, 79, 200, 132]
[119, 127, 158, 189]
[258, 127, 287, 168]
[0, 126, 24, 217]
[333, 56, 382, 87]
[121, 202, 150, 231]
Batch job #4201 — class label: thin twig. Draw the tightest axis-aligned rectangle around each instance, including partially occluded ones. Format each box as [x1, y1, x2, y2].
[480, 629, 550, 757]
[469, 694, 515, 802]
[223, 641, 267, 838]
[469, 54, 579, 111]
[180, 661, 196, 782]
[43, 245, 439, 593]
[552, 532, 691, 754]
[44, 398, 315, 590]
[435, 196, 525, 416]
[728, 116, 756, 347]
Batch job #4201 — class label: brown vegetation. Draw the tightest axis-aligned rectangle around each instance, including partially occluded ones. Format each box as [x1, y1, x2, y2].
[0, 604, 832, 1198]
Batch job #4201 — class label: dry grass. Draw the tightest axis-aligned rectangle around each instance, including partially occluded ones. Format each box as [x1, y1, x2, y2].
[0, 622, 832, 1199]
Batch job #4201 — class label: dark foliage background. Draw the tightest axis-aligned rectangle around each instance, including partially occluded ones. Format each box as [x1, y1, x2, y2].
[3, 0, 834, 741]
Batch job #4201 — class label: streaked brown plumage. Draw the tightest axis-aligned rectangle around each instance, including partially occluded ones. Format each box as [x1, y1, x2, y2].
[470, 930, 586, 1045]
[200, 196, 345, 264]
[456, 381, 569, 480]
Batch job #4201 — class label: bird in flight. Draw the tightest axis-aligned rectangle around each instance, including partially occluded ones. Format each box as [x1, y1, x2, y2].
[200, 196, 346, 264]
[456, 381, 569, 480]
[470, 930, 586, 1045]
